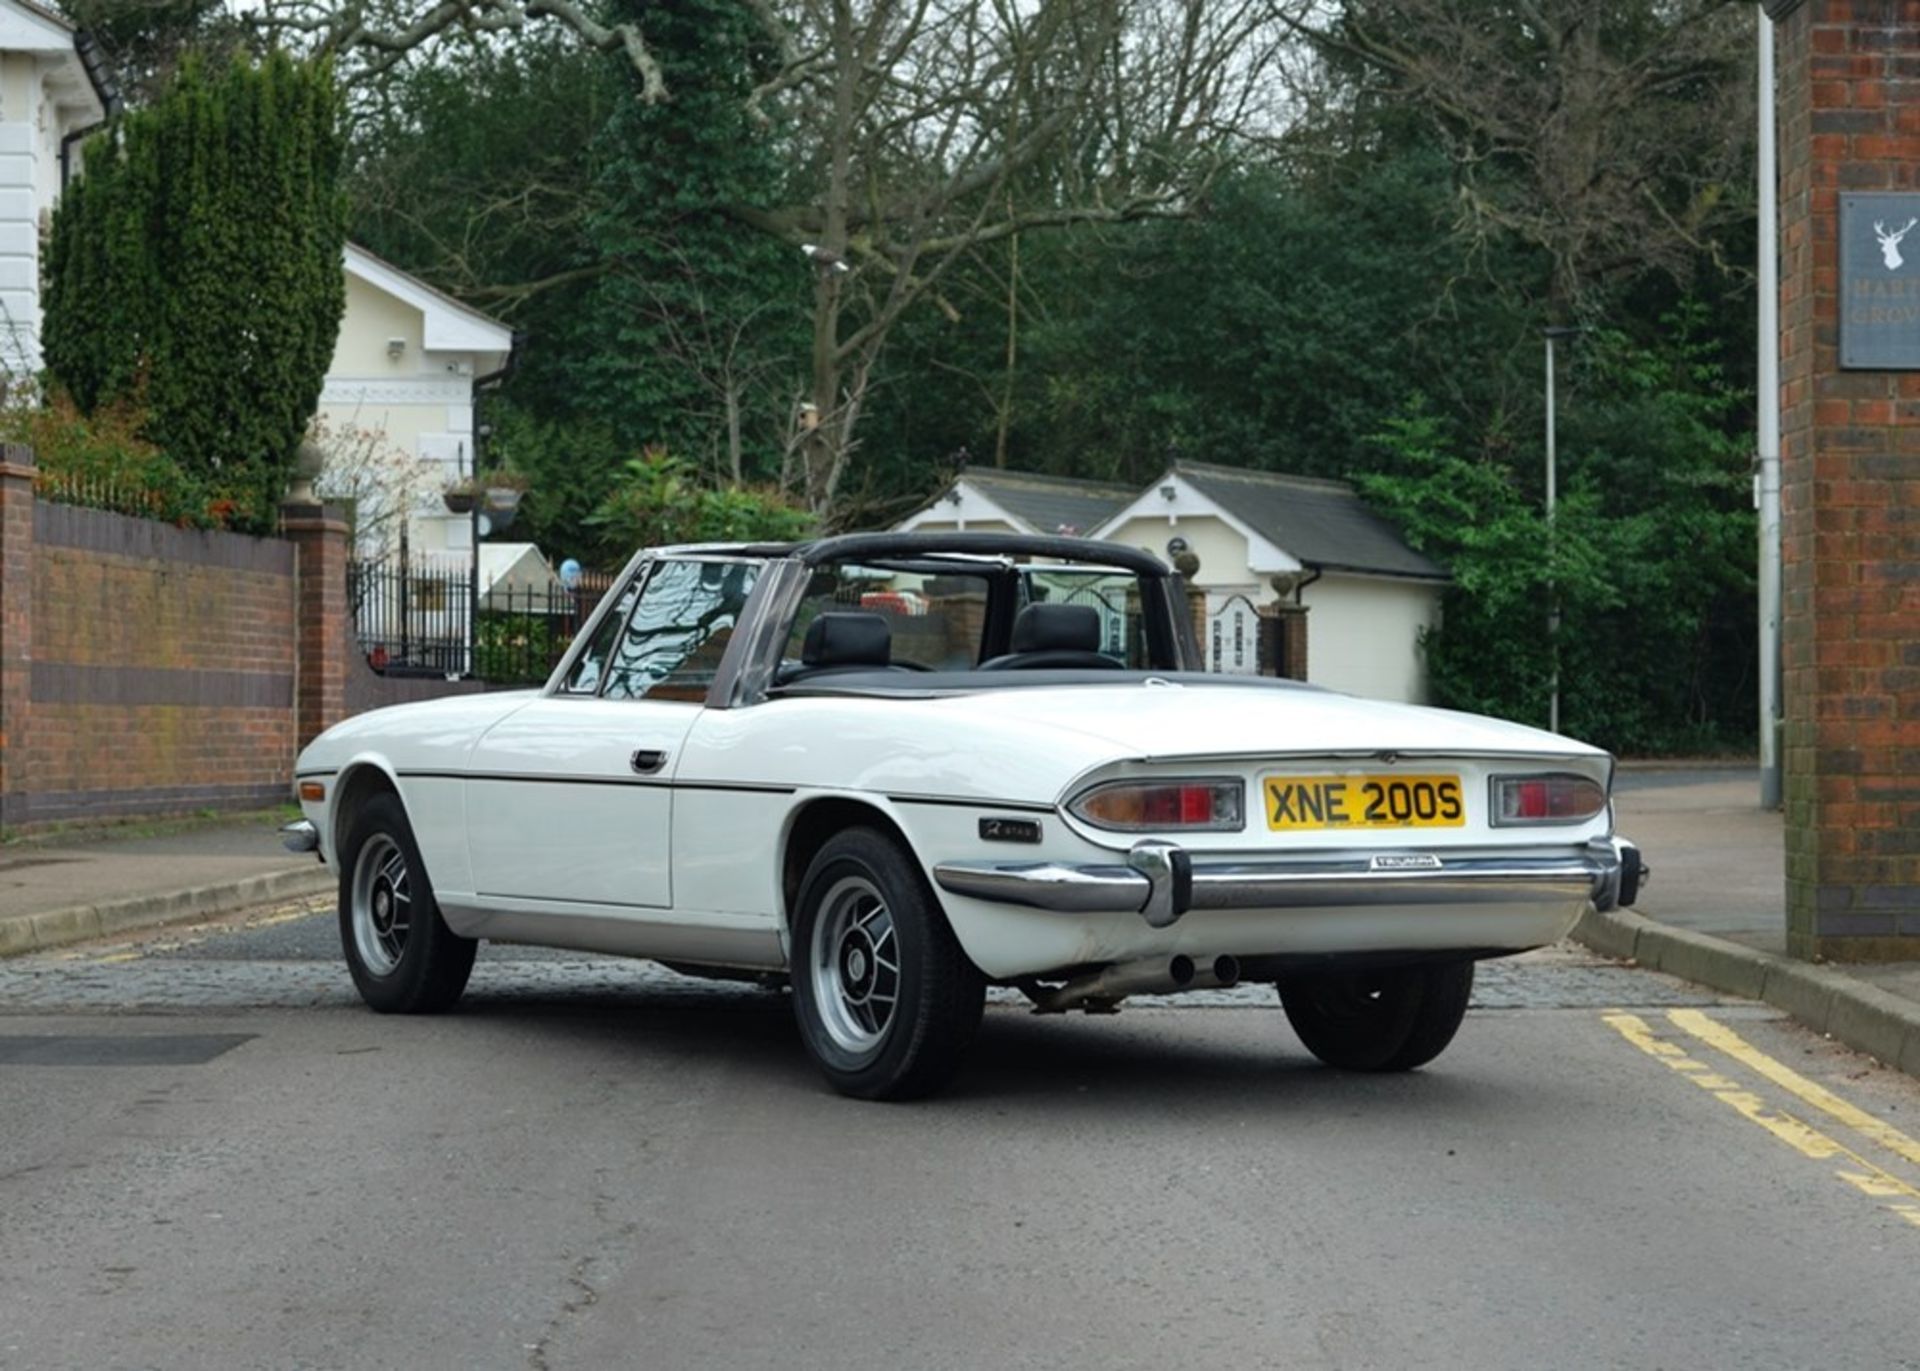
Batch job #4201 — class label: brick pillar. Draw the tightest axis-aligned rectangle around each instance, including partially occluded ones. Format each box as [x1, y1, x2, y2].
[1270, 603, 1309, 682]
[925, 585, 987, 663]
[1170, 550, 1207, 662]
[0, 443, 32, 828]
[282, 500, 352, 749]
[1770, 0, 1920, 961]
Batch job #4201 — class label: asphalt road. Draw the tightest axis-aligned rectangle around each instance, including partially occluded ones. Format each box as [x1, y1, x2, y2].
[4, 902, 1919, 1371]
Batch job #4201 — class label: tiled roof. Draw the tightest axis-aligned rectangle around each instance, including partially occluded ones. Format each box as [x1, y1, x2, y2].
[1174, 462, 1448, 582]
[956, 467, 1135, 537]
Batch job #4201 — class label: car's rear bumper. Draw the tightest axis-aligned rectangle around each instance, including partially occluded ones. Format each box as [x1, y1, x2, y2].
[933, 836, 1642, 929]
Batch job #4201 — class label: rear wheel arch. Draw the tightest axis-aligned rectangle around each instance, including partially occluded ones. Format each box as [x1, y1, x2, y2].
[780, 797, 918, 936]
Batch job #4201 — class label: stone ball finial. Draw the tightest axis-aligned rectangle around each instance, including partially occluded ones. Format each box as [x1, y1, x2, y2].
[287, 438, 325, 503]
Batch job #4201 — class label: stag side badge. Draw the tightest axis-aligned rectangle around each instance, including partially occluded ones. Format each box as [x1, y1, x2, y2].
[1840, 193, 1920, 370]
[1370, 853, 1443, 872]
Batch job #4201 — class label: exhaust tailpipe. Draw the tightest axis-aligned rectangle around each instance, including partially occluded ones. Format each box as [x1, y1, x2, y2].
[1028, 953, 1241, 1013]
[1211, 954, 1241, 987]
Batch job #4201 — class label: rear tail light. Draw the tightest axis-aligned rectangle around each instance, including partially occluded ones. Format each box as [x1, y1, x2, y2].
[1491, 773, 1606, 826]
[1069, 779, 1244, 832]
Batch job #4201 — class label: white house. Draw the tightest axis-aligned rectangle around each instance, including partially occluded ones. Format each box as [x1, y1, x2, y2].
[1093, 462, 1448, 703]
[898, 461, 1448, 703]
[0, 0, 113, 380]
[317, 243, 515, 559]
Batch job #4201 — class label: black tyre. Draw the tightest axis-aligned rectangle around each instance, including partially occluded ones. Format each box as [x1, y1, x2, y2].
[1278, 960, 1474, 1072]
[790, 828, 985, 1100]
[338, 793, 477, 1014]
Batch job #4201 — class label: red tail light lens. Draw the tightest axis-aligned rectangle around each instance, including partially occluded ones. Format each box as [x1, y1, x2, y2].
[1069, 779, 1244, 832]
[1491, 773, 1606, 826]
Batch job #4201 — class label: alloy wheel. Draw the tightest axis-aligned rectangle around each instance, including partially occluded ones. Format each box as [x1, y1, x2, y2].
[809, 874, 901, 1055]
[350, 833, 412, 976]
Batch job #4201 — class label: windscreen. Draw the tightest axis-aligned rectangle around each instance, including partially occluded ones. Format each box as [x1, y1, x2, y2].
[782, 564, 994, 672]
[776, 558, 1162, 681]
[1016, 567, 1154, 669]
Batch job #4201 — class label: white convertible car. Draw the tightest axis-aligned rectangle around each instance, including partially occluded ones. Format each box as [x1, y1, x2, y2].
[288, 532, 1643, 1099]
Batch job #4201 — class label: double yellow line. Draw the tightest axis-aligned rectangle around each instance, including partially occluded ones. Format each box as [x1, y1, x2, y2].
[1605, 1009, 1920, 1231]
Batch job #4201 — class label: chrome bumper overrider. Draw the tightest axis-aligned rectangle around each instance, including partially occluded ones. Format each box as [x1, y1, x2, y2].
[281, 819, 320, 855]
[933, 837, 1643, 930]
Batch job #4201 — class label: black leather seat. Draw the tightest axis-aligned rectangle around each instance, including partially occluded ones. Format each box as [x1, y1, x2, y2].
[787, 611, 895, 680]
[978, 602, 1121, 670]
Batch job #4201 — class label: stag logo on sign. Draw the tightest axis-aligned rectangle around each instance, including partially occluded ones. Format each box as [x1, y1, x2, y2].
[1840, 194, 1920, 369]
[1874, 218, 1916, 271]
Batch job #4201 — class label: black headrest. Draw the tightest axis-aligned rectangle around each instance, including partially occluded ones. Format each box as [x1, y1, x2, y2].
[1011, 602, 1101, 654]
[802, 612, 892, 668]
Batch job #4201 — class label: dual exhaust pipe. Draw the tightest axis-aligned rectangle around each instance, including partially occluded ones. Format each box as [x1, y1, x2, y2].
[1030, 953, 1241, 1014]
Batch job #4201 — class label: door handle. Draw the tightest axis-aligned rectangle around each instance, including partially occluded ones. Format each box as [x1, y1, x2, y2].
[630, 749, 669, 775]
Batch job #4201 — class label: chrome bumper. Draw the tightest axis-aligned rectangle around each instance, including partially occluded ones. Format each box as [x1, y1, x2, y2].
[933, 837, 1642, 930]
[281, 819, 320, 855]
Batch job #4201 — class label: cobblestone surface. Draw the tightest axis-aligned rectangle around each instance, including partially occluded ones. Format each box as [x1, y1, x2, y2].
[0, 903, 1724, 1014]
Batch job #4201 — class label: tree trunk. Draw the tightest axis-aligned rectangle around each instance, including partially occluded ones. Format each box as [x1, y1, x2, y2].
[724, 380, 744, 486]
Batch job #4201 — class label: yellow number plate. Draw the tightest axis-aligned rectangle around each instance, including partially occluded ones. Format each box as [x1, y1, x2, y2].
[1263, 774, 1465, 831]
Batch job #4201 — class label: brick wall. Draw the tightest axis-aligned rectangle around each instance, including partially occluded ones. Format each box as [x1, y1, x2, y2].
[20, 503, 298, 824]
[0, 446, 35, 821]
[0, 474, 482, 830]
[1772, 0, 1920, 960]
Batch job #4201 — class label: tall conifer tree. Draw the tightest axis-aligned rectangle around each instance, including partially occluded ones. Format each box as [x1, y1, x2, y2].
[45, 52, 347, 531]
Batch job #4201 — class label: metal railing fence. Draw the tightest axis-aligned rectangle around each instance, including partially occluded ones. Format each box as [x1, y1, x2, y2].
[348, 557, 619, 684]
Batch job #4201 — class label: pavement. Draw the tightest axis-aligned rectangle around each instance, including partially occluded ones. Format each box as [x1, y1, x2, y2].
[1589, 767, 1920, 1077]
[1, 769, 1917, 1078]
[0, 813, 332, 958]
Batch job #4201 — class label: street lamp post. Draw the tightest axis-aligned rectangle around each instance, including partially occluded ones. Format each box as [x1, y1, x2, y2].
[1756, 13, 1783, 810]
[1543, 324, 1581, 736]
[465, 439, 479, 679]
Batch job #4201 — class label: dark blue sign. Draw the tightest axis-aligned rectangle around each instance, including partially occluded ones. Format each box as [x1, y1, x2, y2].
[1840, 193, 1920, 370]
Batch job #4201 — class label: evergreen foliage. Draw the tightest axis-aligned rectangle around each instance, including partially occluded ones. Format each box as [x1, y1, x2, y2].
[563, 0, 803, 474]
[586, 449, 812, 565]
[335, 2, 1762, 752]
[348, 2, 803, 491]
[45, 51, 347, 532]
[858, 153, 1538, 490]
[1357, 308, 1757, 753]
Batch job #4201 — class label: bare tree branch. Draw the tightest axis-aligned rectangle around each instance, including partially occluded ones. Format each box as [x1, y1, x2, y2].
[259, 0, 668, 100]
[1271, 0, 1754, 309]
